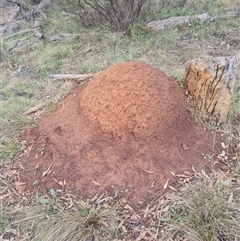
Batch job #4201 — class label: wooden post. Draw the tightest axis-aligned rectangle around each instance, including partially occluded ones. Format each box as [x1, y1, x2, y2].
[184, 55, 239, 125]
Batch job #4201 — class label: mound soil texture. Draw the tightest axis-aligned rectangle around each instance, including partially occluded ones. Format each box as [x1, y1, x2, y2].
[19, 61, 218, 203]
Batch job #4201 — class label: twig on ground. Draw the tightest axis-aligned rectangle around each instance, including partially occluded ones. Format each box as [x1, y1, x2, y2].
[50, 73, 96, 84]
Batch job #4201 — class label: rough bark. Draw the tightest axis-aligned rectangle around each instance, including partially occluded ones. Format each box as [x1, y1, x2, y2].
[185, 55, 239, 125]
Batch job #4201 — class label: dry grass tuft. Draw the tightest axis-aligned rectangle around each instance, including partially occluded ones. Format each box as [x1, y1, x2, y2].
[22, 194, 121, 241]
[167, 179, 240, 241]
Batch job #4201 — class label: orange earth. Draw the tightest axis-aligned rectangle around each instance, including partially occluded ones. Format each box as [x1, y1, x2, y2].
[19, 61, 220, 204]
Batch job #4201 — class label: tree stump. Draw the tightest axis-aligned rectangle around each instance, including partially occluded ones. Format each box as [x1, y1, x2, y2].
[184, 55, 239, 125]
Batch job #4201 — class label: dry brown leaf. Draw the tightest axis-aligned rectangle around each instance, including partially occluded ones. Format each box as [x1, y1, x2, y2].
[130, 214, 141, 220]
[176, 174, 190, 178]
[221, 142, 227, 149]
[24, 103, 46, 115]
[170, 171, 175, 176]
[169, 186, 177, 192]
[162, 205, 169, 212]
[136, 231, 147, 241]
[14, 182, 26, 186]
[52, 178, 58, 183]
[58, 181, 64, 186]
[124, 204, 134, 212]
[118, 220, 124, 229]
[157, 211, 161, 219]
[182, 143, 190, 151]
[10, 205, 23, 214]
[149, 204, 157, 213]
[146, 228, 156, 240]
[0, 194, 10, 200]
[41, 165, 52, 178]
[101, 220, 109, 227]
[143, 205, 149, 218]
[142, 169, 154, 174]
[228, 191, 233, 204]
[163, 179, 169, 190]
[121, 225, 128, 233]
[92, 180, 100, 186]
[156, 199, 165, 211]
[150, 180, 155, 188]
[1, 170, 17, 178]
[90, 193, 99, 202]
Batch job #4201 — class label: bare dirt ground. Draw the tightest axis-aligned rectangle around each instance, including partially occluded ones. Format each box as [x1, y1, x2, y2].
[19, 61, 221, 205]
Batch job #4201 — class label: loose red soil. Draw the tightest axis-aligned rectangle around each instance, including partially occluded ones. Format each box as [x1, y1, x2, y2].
[19, 61, 219, 204]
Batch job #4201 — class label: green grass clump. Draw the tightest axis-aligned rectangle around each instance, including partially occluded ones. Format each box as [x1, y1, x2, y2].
[169, 181, 240, 241]
[22, 190, 121, 241]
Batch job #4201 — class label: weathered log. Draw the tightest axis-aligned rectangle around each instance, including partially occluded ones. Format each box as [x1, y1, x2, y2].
[185, 55, 239, 125]
[147, 13, 214, 31]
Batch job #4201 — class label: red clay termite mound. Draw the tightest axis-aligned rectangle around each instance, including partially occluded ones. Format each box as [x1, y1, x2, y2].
[80, 61, 186, 141]
[19, 61, 218, 204]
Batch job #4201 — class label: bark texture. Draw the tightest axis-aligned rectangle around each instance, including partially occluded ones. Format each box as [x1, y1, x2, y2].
[185, 55, 239, 125]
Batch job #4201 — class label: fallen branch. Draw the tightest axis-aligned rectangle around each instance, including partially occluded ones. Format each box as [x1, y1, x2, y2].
[4, 28, 33, 38]
[24, 103, 46, 115]
[147, 13, 214, 31]
[0, 22, 21, 35]
[48, 33, 97, 41]
[9, 4, 24, 21]
[50, 74, 95, 84]
[7, 37, 27, 51]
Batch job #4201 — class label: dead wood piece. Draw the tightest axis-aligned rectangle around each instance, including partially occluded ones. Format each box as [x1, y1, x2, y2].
[147, 13, 213, 31]
[185, 54, 240, 125]
[0, 22, 20, 35]
[9, 4, 24, 21]
[34, 0, 52, 11]
[50, 74, 95, 84]
[24, 103, 46, 115]
[33, 20, 43, 38]
[48, 33, 93, 41]
[4, 28, 33, 38]
[7, 37, 27, 51]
